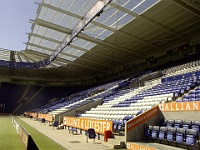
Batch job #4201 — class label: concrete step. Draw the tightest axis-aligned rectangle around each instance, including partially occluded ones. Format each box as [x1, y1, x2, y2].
[101, 141, 115, 149]
[99, 135, 126, 149]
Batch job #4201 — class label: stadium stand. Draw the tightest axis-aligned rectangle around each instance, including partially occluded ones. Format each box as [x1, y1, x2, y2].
[21, 58, 200, 149]
[1, 0, 200, 149]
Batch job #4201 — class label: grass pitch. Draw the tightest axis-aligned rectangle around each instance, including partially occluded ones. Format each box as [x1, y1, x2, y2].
[15, 117, 66, 150]
[0, 116, 25, 150]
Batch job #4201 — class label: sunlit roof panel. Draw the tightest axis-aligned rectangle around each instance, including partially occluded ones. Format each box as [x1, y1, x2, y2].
[42, 8, 56, 22]
[32, 37, 42, 45]
[51, 31, 62, 40]
[59, 15, 79, 30]
[44, 0, 51, 4]
[74, 51, 85, 57]
[50, 0, 62, 7]
[40, 39, 48, 47]
[58, 54, 77, 62]
[67, 0, 97, 17]
[63, 48, 79, 55]
[45, 41, 55, 49]
[84, 42, 97, 50]
[32, 25, 40, 34]
[52, 12, 65, 25]
[38, 6, 48, 20]
[52, 43, 60, 50]
[131, 0, 160, 15]
[71, 38, 95, 50]
[44, 28, 54, 37]
[112, 14, 135, 29]
[98, 29, 113, 40]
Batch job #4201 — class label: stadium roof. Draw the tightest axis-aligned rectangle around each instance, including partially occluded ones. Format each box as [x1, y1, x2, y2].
[0, 0, 200, 85]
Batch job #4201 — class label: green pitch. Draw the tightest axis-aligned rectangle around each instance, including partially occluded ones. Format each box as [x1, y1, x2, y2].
[15, 117, 66, 150]
[0, 116, 25, 150]
[0, 116, 66, 150]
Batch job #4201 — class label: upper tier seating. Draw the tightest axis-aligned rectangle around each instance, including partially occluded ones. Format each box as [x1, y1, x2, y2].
[176, 86, 200, 102]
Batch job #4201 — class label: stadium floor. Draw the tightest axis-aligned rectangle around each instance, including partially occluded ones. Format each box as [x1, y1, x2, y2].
[18, 117, 114, 150]
[0, 116, 25, 150]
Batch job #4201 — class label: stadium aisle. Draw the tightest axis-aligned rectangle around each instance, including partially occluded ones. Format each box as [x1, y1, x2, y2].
[19, 117, 111, 150]
[0, 116, 25, 150]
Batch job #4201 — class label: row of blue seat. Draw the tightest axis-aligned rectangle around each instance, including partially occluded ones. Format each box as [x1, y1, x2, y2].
[144, 125, 199, 146]
[164, 119, 200, 132]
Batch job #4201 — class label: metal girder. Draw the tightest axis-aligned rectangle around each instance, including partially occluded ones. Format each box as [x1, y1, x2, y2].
[16, 52, 23, 62]
[25, 49, 99, 76]
[181, 0, 200, 12]
[26, 42, 113, 69]
[10, 51, 16, 62]
[170, 0, 200, 18]
[25, 50, 94, 76]
[109, 2, 188, 40]
[38, 2, 143, 43]
[25, 49, 104, 72]
[28, 32, 128, 64]
[19, 53, 31, 62]
[32, 18, 146, 59]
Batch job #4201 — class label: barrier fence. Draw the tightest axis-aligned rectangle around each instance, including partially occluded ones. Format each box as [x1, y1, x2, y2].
[63, 117, 113, 134]
[25, 112, 53, 122]
[11, 117, 38, 150]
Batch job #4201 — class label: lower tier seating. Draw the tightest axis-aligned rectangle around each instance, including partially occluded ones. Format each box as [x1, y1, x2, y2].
[144, 120, 200, 149]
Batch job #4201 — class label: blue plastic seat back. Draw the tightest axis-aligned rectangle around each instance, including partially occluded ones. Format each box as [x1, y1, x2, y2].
[53, 121, 59, 127]
[152, 130, 158, 139]
[117, 123, 122, 131]
[41, 118, 45, 123]
[159, 127, 167, 140]
[166, 120, 174, 128]
[185, 129, 198, 145]
[182, 120, 192, 130]
[144, 125, 152, 138]
[151, 126, 159, 139]
[87, 128, 96, 139]
[167, 132, 174, 141]
[186, 134, 195, 145]
[192, 125, 200, 133]
[176, 133, 184, 143]
[159, 131, 165, 140]
[191, 121, 200, 133]
[176, 128, 186, 143]
[182, 124, 190, 130]
[174, 120, 182, 128]
[113, 123, 118, 131]
[167, 127, 176, 141]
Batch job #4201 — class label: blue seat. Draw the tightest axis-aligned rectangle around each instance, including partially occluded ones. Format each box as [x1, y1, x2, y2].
[175, 128, 186, 143]
[185, 129, 198, 145]
[86, 128, 96, 143]
[41, 118, 45, 124]
[159, 127, 167, 140]
[167, 127, 176, 141]
[182, 120, 192, 130]
[53, 121, 59, 129]
[113, 121, 118, 132]
[151, 126, 159, 139]
[191, 120, 200, 133]
[166, 119, 174, 128]
[144, 125, 153, 139]
[174, 120, 183, 128]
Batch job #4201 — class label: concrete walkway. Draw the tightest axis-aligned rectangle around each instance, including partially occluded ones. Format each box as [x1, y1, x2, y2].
[19, 117, 111, 150]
